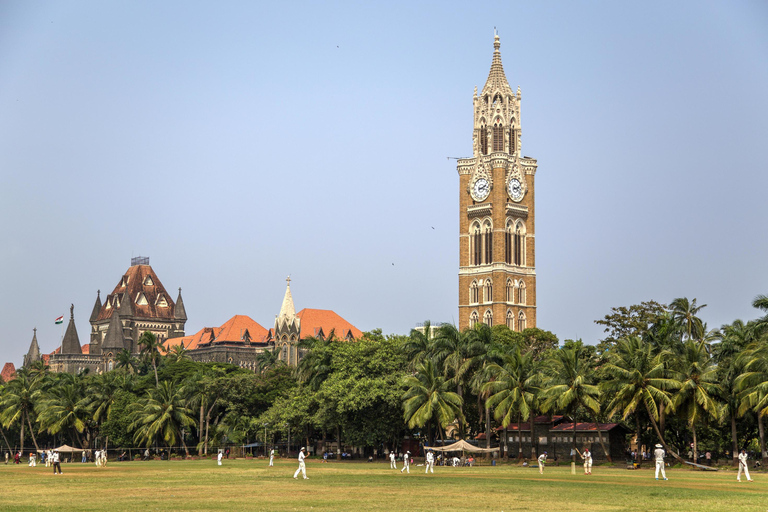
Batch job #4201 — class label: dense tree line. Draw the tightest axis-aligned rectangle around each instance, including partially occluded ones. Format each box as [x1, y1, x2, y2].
[2, 295, 768, 465]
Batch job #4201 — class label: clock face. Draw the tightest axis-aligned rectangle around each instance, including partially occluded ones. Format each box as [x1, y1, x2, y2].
[472, 178, 490, 201]
[508, 178, 524, 201]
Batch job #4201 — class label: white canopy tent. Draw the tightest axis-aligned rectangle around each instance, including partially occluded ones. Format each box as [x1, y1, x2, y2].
[425, 440, 499, 453]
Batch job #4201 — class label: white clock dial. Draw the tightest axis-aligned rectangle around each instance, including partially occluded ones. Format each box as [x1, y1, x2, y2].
[472, 178, 490, 201]
[508, 178, 524, 201]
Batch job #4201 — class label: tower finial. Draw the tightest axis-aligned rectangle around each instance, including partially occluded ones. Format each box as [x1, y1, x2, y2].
[70, 303, 74, 319]
[494, 31, 500, 51]
[286, 275, 291, 286]
[33, 327, 37, 334]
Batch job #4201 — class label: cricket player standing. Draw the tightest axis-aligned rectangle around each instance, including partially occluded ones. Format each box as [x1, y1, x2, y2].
[217, 451, 223, 466]
[389, 451, 397, 469]
[293, 447, 308, 480]
[738, 449, 753, 482]
[581, 448, 592, 475]
[654, 444, 667, 480]
[269, 448, 275, 467]
[425, 450, 435, 473]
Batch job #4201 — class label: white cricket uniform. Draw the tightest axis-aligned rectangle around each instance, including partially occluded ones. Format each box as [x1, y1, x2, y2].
[582, 450, 592, 473]
[389, 452, 397, 469]
[217, 452, 223, 466]
[95, 450, 101, 467]
[425, 452, 434, 474]
[738, 452, 752, 481]
[29, 454, 36, 467]
[269, 449, 274, 467]
[654, 448, 667, 480]
[293, 450, 308, 479]
[538, 454, 546, 473]
[400, 452, 410, 473]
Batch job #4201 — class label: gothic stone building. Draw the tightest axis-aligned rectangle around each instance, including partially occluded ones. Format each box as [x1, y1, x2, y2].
[458, 34, 538, 331]
[38, 258, 186, 373]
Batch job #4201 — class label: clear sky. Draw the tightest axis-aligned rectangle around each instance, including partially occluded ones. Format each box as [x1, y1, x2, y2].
[1, 1, 767, 366]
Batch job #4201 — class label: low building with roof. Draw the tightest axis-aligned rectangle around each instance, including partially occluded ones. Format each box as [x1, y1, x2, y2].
[548, 422, 629, 461]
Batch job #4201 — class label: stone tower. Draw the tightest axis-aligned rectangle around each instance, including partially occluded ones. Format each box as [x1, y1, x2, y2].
[274, 277, 301, 366]
[457, 33, 538, 331]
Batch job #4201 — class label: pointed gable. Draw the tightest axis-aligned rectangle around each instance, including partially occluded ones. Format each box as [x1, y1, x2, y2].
[89, 290, 102, 322]
[174, 288, 187, 321]
[102, 311, 125, 351]
[60, 304, 82, 355]
[24, 328, 41, 367]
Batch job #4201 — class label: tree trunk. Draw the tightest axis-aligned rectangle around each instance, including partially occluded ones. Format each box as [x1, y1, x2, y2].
[181, 434, 189, 458]
[517, 417, 523, 460]
[572, 420, 577, 463]
[19, 418, 24, 454]
[457, 382, 464, 438]
[691, 423, 698, 462]
[503, 426, 508, 460]
[659, 402, 666, 437]
[485, 404, 491, 452]
[643, 401, 685, 464]
[758, 412, 767, 464]
[152, 359, 159, 388]
[198, 403, 204, 454]
[731, 414, 739, 467]
[634, 413, 643, 468]
[590, 412, 612, 462]
[25, 412, 39, 452]
[336, 425, 341, 459]
[0, 425, 12, 453]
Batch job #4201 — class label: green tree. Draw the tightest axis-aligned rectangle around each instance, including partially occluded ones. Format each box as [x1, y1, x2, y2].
[0, 369, 41, 451]
[36, 374, 89, 448]
[129, 380, 195, 456]
[595, 300, 667, 350]
[138, 331, 163, 387]
[115, 349, 138, 374]
[402, 360, 463, 446]
[404, 320, 437, 369]
[670, 297, 707, 342]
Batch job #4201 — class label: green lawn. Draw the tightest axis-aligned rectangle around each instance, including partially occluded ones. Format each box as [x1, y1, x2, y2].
[0, 458, 763, 511]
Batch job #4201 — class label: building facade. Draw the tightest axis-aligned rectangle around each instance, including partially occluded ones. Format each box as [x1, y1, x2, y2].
[458, 34, 538, 331]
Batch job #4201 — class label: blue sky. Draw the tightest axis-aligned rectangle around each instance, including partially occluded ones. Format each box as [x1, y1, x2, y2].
[1, 1, 767, 365]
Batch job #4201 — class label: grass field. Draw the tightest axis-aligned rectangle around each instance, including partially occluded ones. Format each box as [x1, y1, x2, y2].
[0, 458, 764, 511]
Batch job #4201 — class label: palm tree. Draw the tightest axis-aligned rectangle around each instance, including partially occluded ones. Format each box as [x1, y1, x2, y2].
[753, 294, 768, 337]
[87, 371, 125, 449]
[115, 349, 138, 374]
[540, 343, 610, 461]
[0, 369, 41, 451]
[129, 380, 195, 456]
[164, 344, 190, 363]
[402, 360, 464, 446]
[138, 331, 163, 387]
[296, 337, 333, 391]
[35, 375, 89, 449]
[483, 346, 539, 459]
[602, 336, 684, 464]
[670, 297, 707, 342]
[405, 320, 437, 370]
[255, 346, 281, 374]
[671, 340, 720, 462]
[735, 337, 768, 463]
[467, 322, 499, 449]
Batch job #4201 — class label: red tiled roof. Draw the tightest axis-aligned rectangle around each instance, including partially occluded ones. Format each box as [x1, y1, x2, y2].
[165, 327, 220, 351]
[296, 308, 362, 340]
[96, 264, 176, 321]
[1, 362, 16, 382]
[550, 423, 622, 432]
[165, 315, 268, 351]
[48, 344, 89, 356]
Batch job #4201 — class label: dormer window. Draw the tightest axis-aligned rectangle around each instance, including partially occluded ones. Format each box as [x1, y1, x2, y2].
[143, 275, 154, 286]
[120, 275, 129, 288]
[156, 294, 168, 308]
[106, 297, 112, 310]
[242, 330, 251, 343]
[114, 296, 121, 309]
[136, 292, 148, 306]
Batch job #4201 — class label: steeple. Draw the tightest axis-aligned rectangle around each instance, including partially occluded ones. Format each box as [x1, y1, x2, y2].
[481, 32, 514, 98]
[275, 276, 300, 334]
[101, 311, 125, 352]
[174, 287, 187, 321]
[60, 304, 82, 355]
[23, 328, 41, 367]
[119, 291, 133, 317]
[89, 290, 102, 323]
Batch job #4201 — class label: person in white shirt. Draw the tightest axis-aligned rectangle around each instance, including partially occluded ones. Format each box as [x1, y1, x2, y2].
[654, 444, 667, 480]
[537, 452, 547, 474]
[28, 452, 36, 467]
[52, 451, 62, 475]
[217, 451, 223, 466]
[581, 448, 592, 475]
[389, 451, 397, 469]
[269, 448, 275, 467]
[46, 450, 52, 468]
[95, 450, 101, 467]
[425, 450, 435, 474]
[400, 451, 411, 474]
[738, 449, 753, 482]
[293, 447, 308, 479]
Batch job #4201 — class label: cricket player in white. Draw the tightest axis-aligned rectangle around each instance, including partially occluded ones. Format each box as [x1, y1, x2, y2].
[425, 450, 435, 474]
[269, 448, 274, 467]
[654, 444, 667, 480]
[537, 452, 547, 474]
[95, 450, 101, 467]
[738, 449, 753, 482]
[389, 451, 397, 469]
[400, 451, 410, 473]
[217, 451, 223, 466]
[294, 447, 308, 479]
[581, 448, 592, 475]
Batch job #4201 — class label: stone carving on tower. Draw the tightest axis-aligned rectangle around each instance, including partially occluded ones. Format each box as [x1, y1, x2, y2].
[457, 33, 538, 332]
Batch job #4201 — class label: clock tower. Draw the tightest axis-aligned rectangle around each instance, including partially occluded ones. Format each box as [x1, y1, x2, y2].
[457, 34, 538, 331]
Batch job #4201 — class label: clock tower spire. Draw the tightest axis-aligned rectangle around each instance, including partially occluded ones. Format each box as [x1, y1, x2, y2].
[457, 33, 538, 331]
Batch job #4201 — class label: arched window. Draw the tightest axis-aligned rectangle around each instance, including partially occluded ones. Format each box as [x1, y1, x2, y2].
[483, 220, 493, 264]
[108, 360, 113, 371]
[484, 309, 493, 326]
[509, 126, 516, 154]
[492, 121, 503, 152]
[480, 124, 488, 155]
[470, 222, 482, 266]
[505, 220, 514, 264]
[469, 310, 479, 329]
[518, 281, 526, 305]
[506, 310, 514, 329]
[483, 279, 493, 303]
[518, 311, 526, 331]
[506, 279, 514, 303]
[514, 221, 526, 266]
[470, 280, 479, 304]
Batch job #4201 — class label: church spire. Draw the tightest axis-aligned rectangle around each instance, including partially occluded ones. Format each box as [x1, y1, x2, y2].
[274, 276, 300, 334]
[89, 290, 102, 323]
[60, 304, 82, 355]
[101, 310, 125, 352]
[174, 287, 187, 321]
[278, 276, 296, 319]
[23, 328, 41, 367]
